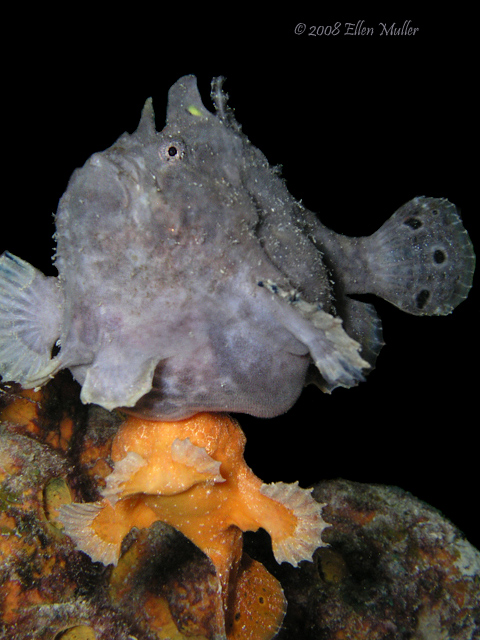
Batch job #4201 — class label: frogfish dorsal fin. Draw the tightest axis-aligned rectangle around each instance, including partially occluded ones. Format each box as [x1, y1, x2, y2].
[166, 75, 211, 126]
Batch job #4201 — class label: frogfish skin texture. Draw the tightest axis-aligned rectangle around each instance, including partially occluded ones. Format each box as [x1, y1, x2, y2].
[58, 412, 327, 631]
[59, 413, 327, 568]
[0, 76, 475, 419]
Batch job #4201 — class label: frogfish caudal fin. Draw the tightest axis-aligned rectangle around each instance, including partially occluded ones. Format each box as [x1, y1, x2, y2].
[364, 197, 475, 315]
[321, 197, 475, 316]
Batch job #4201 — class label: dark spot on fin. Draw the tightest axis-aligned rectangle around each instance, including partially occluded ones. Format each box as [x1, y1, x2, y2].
[404, 216, 423, 230]
[364, 197, 475, 315]
[415, 289, 430, 310]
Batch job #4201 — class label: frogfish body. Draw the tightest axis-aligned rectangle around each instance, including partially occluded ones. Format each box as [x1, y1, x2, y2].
[60, 413, 326, 568]
[0, 75, 475, 419]
[58, 412, 328, 635]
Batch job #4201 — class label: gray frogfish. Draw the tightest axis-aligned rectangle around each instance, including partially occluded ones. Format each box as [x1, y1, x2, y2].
[0, 75, 475, 419]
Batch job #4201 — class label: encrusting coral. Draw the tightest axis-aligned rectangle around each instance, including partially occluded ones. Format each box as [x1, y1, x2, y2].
[59, 412, 329, 636]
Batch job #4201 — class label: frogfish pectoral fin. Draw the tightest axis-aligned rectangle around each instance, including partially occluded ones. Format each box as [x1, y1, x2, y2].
[59, 500, 125, 566]
[0, 252, 65, 387]
[258, 481, 329, 567]
[303, 310, 369, 392]
[261, 280, 369, 391]
[59, 496, 160, 566]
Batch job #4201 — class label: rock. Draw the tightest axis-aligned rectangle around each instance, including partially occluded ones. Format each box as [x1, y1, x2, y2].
[274, 479, 480, 639]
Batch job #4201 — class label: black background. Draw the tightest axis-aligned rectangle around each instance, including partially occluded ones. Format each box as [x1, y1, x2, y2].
[2, 11, 478, 548]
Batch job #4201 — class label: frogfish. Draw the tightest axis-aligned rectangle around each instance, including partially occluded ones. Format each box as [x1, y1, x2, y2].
[0, 75, 474, 419]
[58, 412, 327, 636]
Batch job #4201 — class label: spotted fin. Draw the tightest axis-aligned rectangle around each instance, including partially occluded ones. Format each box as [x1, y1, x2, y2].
[260, 482, 329, 567]
[171, 437, 225, 483]
[0, 252, 65, 387]
[364, 197, 475, 315]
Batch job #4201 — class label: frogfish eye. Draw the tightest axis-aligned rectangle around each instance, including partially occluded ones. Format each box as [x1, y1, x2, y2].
[159, 140, 185, 162]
